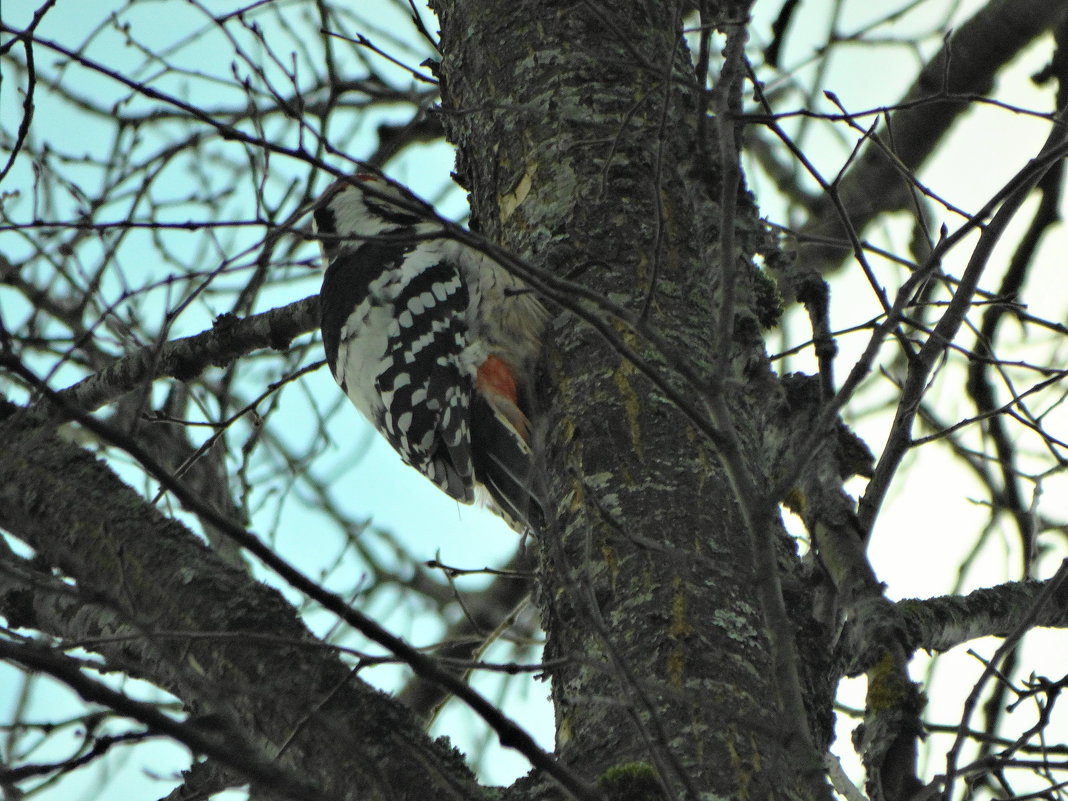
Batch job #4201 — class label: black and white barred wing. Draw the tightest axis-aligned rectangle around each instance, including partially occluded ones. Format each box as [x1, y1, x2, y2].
[319, 234, 478, 503]
[315, 173, 547, 529]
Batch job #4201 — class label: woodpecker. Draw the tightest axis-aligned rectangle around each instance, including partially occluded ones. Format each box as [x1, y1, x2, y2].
[314, 173, 547, 529]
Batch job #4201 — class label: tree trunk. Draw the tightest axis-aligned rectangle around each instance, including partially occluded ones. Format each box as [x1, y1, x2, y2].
[432, 1, 834, 797]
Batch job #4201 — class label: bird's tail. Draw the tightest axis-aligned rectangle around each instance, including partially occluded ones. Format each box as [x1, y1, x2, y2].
[471, 356, 544, 530]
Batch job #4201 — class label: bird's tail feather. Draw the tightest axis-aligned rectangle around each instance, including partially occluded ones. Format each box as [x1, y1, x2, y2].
[469, 393, 544, 531]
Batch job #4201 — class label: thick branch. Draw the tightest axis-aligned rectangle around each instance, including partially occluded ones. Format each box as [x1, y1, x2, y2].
[0, 641, 331, 801]
[0, 416, 484, 801]
[34, 296, 319, 418]
[898, 575, 1068, 656]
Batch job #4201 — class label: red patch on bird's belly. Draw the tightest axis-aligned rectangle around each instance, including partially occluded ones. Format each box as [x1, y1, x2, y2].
[476, 355, 518, 405]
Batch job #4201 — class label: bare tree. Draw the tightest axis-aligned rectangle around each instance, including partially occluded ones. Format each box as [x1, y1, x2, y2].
[1, 2, 1066, 801]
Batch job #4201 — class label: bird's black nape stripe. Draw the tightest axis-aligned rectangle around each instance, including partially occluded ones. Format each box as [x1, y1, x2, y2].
[319, 240, 410, 376]
[313, 206, 339, 258]
[367, 196, 424, 228]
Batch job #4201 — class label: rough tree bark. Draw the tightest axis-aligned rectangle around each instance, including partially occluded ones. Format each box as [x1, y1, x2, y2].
[0, 404, 484, 801]
[3, 2, 1067, 801]
[431, 0, 836, 798]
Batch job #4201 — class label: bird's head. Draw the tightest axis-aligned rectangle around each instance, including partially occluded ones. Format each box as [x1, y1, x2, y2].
[313, 173, 437, 260]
